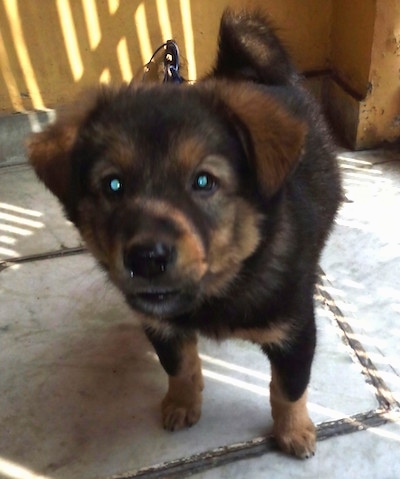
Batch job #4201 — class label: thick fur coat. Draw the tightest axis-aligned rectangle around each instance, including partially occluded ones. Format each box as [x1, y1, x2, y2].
[28, 10, 342, 458]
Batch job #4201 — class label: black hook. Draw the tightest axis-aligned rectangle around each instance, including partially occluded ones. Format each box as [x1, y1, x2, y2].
[134, 40, 184, 85]
[163, 40, 183, 84]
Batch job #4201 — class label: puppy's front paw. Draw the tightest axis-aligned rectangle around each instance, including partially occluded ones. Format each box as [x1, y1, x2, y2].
[162, 392, 202, 431]
[161, 369, 204, 431]
[273, 416, 316, 459]
[270, 378, 316, 459]
[156, 337, 204, 432]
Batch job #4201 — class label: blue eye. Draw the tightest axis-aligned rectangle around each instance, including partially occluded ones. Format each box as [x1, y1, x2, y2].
[109, 178, 122, 192]
[193, 172, 217, 193]
[102, 175, 123, 197]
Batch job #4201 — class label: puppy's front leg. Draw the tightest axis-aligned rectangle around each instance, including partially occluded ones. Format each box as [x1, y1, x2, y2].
[263, 319, 316, 458]
[144, 327, 204, 431]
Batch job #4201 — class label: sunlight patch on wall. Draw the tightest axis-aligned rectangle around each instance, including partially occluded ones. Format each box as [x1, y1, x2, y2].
[99, 67, 111, 84]
[3, 0, 45, 109]
[0, 27, 24, 111]
[56, 0, 84, 82]
[107, 0, 120, 15]
[135, 3, 153, 65]
[180, 0, 197, 80]
[156, 0, 173, 40]
[82, 0, 102, 50]
[117, 37, 133, 82]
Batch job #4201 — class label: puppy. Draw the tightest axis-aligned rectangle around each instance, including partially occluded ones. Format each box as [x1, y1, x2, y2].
[28, 10, 342, 458]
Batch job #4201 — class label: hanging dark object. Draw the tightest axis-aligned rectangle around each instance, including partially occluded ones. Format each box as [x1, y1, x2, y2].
[132, 40, 184, 84]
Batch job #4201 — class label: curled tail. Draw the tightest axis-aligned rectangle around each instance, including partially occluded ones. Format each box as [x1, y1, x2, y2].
[212, 9, 299, 86]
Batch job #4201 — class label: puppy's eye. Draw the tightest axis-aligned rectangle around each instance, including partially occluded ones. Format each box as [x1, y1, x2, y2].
[192, 172, 218, 193]
[102, 175, 124, 197]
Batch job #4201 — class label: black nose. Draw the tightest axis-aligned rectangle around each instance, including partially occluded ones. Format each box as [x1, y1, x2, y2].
[124, 242, 175, 279]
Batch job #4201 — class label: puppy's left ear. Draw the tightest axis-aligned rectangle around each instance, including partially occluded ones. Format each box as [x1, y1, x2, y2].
[215, 83, 308, 196]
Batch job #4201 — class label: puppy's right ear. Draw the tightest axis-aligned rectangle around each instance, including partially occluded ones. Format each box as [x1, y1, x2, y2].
[28, 122, 77, 205]
[27, 91, 97, 206]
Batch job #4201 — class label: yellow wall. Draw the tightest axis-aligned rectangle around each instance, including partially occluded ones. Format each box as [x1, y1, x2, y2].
[356, 0, 400, 147]
[327, 0, 400, 148]
[230, 0, 332, 72]
[331, 0, 375, 98]
[0, 0, 331, 112]
[0, 0, 399, 148]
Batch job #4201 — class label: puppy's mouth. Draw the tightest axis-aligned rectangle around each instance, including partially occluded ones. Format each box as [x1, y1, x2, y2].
[137, 289, 179, 303]
[125, 288, 193, 317]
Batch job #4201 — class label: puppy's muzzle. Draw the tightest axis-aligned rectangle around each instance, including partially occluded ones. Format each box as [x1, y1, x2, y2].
[124, 242, 176, 279]
[121, 239, 197, 317]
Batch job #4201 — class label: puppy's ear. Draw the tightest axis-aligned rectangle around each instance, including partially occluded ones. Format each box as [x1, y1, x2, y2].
[28, 122, 77, 204]
[27, 91, 97, 205]
[215, 82, 307, 196]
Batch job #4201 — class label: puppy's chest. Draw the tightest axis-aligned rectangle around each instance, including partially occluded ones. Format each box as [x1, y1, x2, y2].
[192, 312, 291, 348]
[173, 297, 288, 343]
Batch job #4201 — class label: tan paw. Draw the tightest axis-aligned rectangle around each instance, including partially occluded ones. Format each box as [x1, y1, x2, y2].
[273, 418, 316, 459]
[162, 393, 202, 431]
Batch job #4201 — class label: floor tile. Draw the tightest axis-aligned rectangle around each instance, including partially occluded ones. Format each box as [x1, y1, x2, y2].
[321, 151, 400, 402]
[192, 421, 400, 479]
[0, 253, 377, 479]
[1, 139, 399, 479]
[0, 165, 81, 260]
[0, 111, 53, 167]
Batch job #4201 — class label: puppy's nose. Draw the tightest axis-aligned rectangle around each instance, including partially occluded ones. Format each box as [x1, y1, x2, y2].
[124, 242, 175, 279]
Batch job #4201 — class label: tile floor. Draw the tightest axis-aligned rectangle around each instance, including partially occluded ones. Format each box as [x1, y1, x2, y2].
[0, 114, 399, 479]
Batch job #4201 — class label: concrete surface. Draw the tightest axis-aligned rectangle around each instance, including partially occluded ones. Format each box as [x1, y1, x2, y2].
[0, 113, 399, 478]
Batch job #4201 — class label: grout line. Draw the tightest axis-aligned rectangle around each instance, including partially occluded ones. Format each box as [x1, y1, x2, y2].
[0, 161, 31, 170]
[0, 246, 87, 272]
[109, 267, 399, 479]
[316, 267, 399, 412]
[2, 252, 398, 477]
[3, 251, 395, 412]
[108, 409, 393, 479]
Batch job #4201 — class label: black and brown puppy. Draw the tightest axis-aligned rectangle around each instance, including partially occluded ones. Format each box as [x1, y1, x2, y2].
[28, 10, 342, 458]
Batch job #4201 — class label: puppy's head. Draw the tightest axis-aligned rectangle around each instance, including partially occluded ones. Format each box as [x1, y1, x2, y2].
[28, 82, 306, 318]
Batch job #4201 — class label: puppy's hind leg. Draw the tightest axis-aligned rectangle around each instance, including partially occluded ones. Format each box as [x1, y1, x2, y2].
[144, 327, 204, 431]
